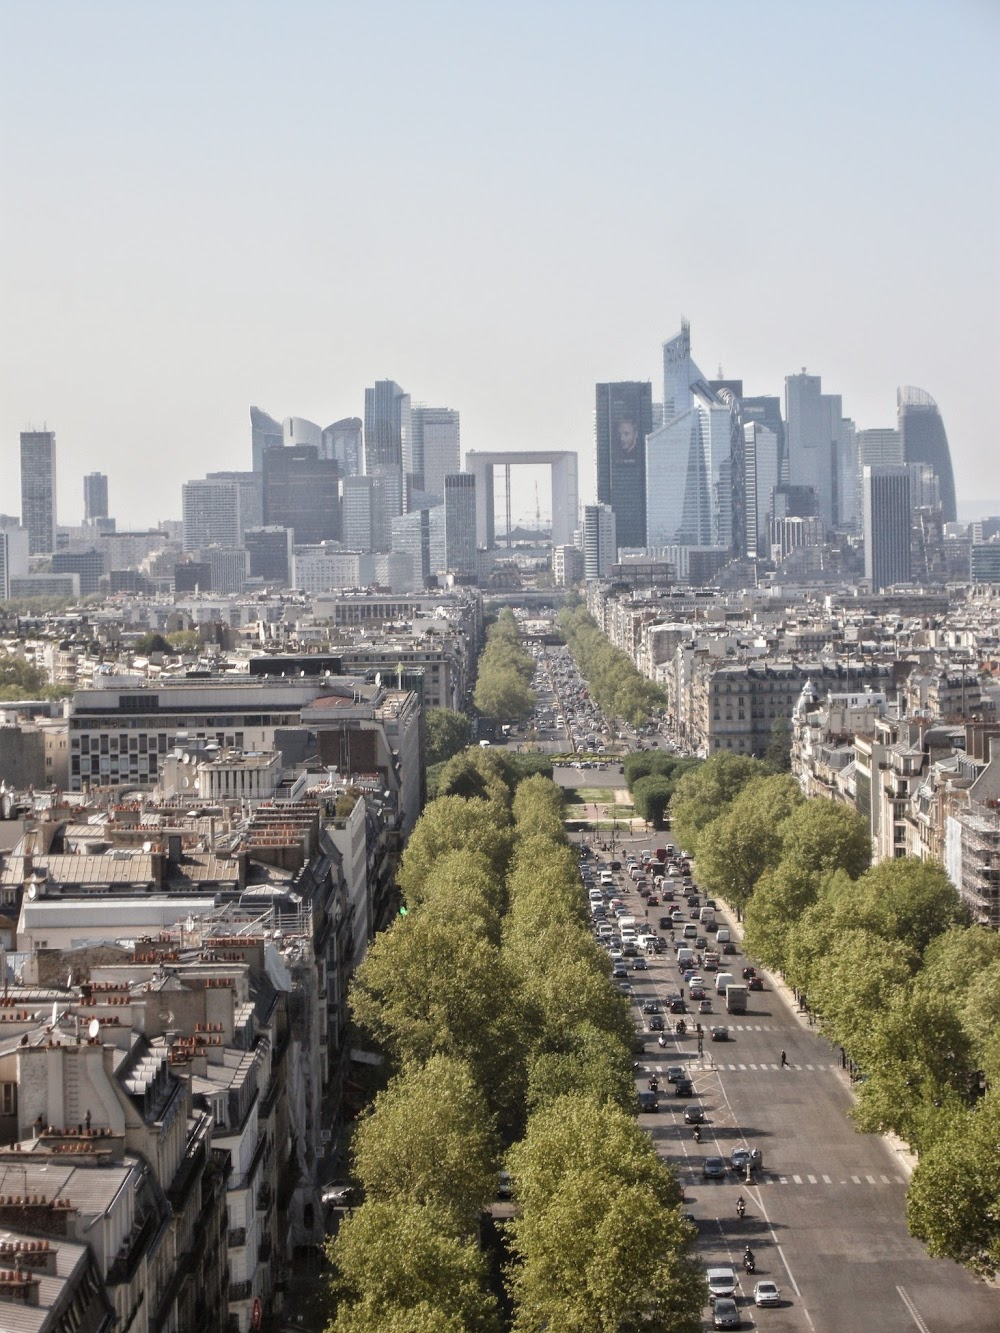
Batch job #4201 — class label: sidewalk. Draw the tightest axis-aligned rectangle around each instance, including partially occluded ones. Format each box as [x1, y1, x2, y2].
[713, 892, 919, 1180]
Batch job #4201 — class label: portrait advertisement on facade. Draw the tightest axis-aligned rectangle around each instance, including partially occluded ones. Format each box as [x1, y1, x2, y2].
[610, 387, 645, 477]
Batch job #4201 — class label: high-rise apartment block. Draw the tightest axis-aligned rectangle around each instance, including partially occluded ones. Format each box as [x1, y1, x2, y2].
[595, 382, 652, 550]
[444, 473, 477, 576]
[582, 503, 617, 579]
[863, 465, 911, 592]
[412, 407, 460, 498]
[83, 471, 109, 521]
[19, 430, 58, 555]
[898, 386, 957, 524]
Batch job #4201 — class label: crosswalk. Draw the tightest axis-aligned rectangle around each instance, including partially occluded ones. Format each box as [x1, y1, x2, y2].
[691, 1170, 907, 1188]
[645, 1061, 841, 1073]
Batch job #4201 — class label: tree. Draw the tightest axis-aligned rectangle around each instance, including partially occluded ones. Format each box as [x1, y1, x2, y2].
[693, 774, 803, 910]
[512, 773, 564, 839]
[804, 928, 916, 1053]
[906, 1093, 1000, 1276]
[425, 708, 471, 766]
[525, 1021, 636, 1115]
[473, 663, 535, 722]
[328, 1199, 501, 1333]
[742, 861, 824, 974]
[397, 796, 512, 902]
[631, 774, 673, 827]
[850, 858, 967, 956]
[435, 748, 513, 806]
[352, 1054, 498, 1230]
[762, 717, 792, 772]
[132, 631, 172, 655]
[778, 799, 872, 880]
[668, 753, 763, 855]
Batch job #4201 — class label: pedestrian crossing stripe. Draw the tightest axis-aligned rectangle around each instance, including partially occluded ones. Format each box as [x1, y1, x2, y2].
[694, 1172, 907, 1188]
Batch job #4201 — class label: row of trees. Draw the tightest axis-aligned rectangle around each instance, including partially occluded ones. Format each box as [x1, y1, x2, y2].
[473, 610, 536, 723]
[0, 653, 73, 702]
[329, 747, 705, 1329]
[557, 607, 665, 727]
[673, 752, 1000, 1274]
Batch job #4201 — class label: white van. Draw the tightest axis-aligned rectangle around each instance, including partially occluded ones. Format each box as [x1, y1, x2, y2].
[618, 916, 637, 934]
[715, 972, 734, 995]
[716, 928, 731, 945]
[676, 947, 695, 968]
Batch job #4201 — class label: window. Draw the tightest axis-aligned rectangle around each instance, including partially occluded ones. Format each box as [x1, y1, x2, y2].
[0, 1084, 15, 1116]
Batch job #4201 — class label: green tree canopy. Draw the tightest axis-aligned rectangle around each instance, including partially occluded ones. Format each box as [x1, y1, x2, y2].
[425, 708, 471, 766]
[693, 774, 803, 910]
[668, 753, 764, 855]
[631, 774, 674, 827]
[850, 858, 967, 956]
[777, 799, 872, 880]
[397, 796, 512, 902]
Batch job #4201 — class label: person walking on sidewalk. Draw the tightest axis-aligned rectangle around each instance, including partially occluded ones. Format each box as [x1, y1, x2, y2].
[780, 1049, 788, 1068]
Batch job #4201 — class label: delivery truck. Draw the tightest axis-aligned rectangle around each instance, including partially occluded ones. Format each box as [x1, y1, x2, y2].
[725, 983, 748, 1014]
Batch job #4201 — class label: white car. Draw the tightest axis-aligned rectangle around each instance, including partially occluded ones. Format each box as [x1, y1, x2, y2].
[754, 1280, 781, 1307]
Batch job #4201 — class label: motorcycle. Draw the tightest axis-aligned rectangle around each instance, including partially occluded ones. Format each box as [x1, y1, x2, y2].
[648, 1076, 659, 1092]
[743, 1249, 755, 1274]
[675, 1019, 687, 1035]
[736, 1196, 746, 1221]
[657, 1034, 667, 1048]
[693, 1124, 702, 1143]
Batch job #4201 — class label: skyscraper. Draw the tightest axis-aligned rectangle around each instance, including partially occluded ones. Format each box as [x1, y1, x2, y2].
[20, 430, 58, 555]
[250, 406, 283, 472]
[412, 407, 460, 498]
[863, 465, 911, 592]
[182, 478, 243, 553]
[444, 473, 477, 576]
[784, 372, 852, 533]
[644, 326, 732, 550]
[898, 386, 957, 524]
[582, 503, 617, 579]
[595, 382, 652, 550]
[364, 380, 411, 474]
[322, 418, 363, 478]
[83, 471, 109, 521]
[262, 446, 340, 545]
[743, 422, 781, 559]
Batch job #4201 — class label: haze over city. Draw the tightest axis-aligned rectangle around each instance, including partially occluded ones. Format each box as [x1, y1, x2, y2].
[2, 0, 997, 529]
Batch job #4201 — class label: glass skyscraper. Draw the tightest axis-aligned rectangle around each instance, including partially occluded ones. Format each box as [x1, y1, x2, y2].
[595, 381, 653, 550]
[898, 386, 957, 524]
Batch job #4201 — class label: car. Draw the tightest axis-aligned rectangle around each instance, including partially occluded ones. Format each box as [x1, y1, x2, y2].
[695, 936, 708, 949]
[674, 1077, 694, 1097]
[707, 1267, 737, 1301]
[683, 1104, 705, 1124]
[754, 1280, 781, 1307]
[637, 1090, 659, 1113]
[713, 1296, 741, 1328]
[497, 1170, 513, 1200]
[648, 1014, 665, 1031]
[669, 999, 688, 1014]
[617, 981, 634, 995]
[723, 941, 738, 955]
[748, 976, 764, 991]
[642, 999, 661, 1014]
[631, 956, 647, 971]
[698, 998, 713, 1013]
[659, 915, 673, 930]
[710, 1026, 730, 1042]
[647, 894, 659, 906]
[689, 985, 706, 1001]
[664, 1065, 685, 1084]
[702, 1154, 726, 1178]
[321, 1183, 355, 1207]
[612, 962, 627, 978]
[731, 1148, 755, 1174]
[742, 966, 757, 980]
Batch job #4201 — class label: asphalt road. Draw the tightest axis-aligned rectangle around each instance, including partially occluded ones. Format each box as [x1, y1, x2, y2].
[583, 829, 1000, 1333]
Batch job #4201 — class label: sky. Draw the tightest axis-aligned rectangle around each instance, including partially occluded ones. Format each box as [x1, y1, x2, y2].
[2, 0, 998, 531]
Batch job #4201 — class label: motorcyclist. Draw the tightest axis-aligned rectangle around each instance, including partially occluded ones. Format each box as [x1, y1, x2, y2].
[743, 1245, 755, 1271]
[736, 1194, 746, 1219]
[657, 1034, 667, 1048]
[649, 1075, 659, 1092]
[693, 1124, 702, 1143]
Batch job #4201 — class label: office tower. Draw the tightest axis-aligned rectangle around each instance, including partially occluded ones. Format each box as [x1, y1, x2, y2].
[908, 463, 940, 511]
[207, 471, 263, 530]
[741, 396, 785, 467]
[582, 503, 617, 579]
[970, 544, 1000, 583]
[863, 465, 911, 592]
[834, 418, 858, 531]
[245, 526, 294, 585]
[0, 524, 29, 599]
[20, 430, 58, 555]
[250, 406, 283, 472]
[262, 445, 340, 544]
[83, 472, 109, 521]
[444, 474, 477, 576]
[343, 476, 377, 552]
[51, 549, 105, 597]
[182, 479, 243, 553]
[898, 386, 957, 523]
[595, 382, 653, 550]
[283, 416, 323, 449]
[709, 381, 747, 555]
[784, 372, 851, 533]
[768, 515, 825, 563]
[644, 325, 732, 550]
[364, 380, 411, 476]
[391, 506, 446, 585]
[553, 543, 585, 586]
[174, 560, 212, 593]
[204, 547, 249, 595]
[857, 428, 903, 468]
[323, 418, 363, 478]
[743, 422, 781, 559]
[771, 486, 818, 520]
[412, 407, 460, 498]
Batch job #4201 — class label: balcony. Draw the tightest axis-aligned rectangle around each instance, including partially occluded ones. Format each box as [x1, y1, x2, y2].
[229, 1279, 253, 1303]
[228, 1227, 247, 1248]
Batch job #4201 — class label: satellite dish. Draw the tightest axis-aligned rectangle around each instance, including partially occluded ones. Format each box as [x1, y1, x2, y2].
[142, 840, 152, 854]
[51, 1001, 58, 1026]
[185, 915, 195, 933]
[375, 672, 382, 687]
[88, 1018, 100, 1040]
[28, 883, 37, 900]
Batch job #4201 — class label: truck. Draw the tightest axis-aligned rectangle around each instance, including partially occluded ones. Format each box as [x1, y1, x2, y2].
[725, 984, 748, 1014]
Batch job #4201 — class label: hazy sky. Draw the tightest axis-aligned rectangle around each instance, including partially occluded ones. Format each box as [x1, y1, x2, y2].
[2, 0, 997, 530]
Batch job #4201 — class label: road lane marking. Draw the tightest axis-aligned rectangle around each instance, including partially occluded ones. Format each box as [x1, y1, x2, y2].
[866, 1174, 877, 1184]
[881, 1174, 892, 1184]
[897, 1285, 931, 1333]
[807, 1174, 817, 1184]
[792, 1174, 802, 1184]
[851, 1175, 862, 1184]
[822, 1174, 832, 1184]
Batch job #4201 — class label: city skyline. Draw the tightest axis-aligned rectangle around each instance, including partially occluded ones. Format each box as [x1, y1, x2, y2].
[2, 2, 997, 529]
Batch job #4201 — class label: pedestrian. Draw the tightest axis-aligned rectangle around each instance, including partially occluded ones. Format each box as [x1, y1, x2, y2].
[780, 1049, 788, 1068]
